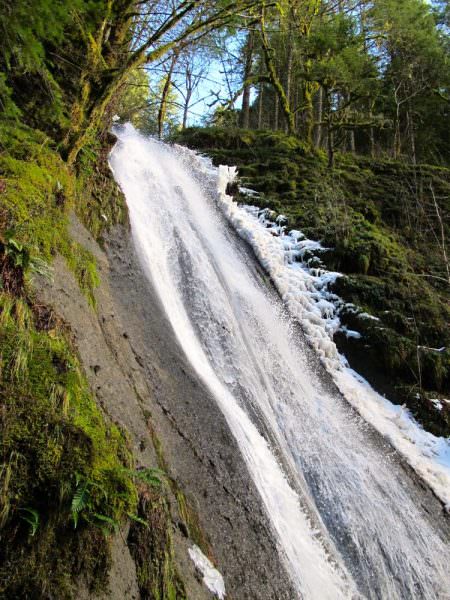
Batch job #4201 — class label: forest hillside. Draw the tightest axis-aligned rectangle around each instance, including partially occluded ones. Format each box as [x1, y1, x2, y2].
[175, 126, 450, 436]
[0, 0, 449, 598]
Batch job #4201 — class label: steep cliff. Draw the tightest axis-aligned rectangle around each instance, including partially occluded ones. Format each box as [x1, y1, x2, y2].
[0, 124, 296, 598]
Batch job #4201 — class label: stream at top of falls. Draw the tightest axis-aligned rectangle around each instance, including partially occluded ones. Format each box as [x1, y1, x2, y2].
[110, 124, 449, 600]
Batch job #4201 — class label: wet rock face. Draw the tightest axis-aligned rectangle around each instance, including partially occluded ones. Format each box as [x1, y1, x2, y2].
[104, 226, 297, 600]
[36, 214, 296, 600]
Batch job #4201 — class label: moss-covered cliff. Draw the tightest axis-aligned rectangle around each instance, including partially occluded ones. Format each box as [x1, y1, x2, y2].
[0, 122, 191, 598]
[0, 117, 294, 600]
[175, 127, 450, 437]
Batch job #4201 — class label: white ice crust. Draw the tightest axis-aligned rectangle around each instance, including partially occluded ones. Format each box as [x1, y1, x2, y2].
[215, 163, 450, 509]
[188, 545, 226, 599]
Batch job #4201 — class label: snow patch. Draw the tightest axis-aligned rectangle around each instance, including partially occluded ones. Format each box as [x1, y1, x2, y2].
[239, 186, 260, 197]
[340, 325, 362, 340]
[430, 398, 443, 411]
[188, 545, 226, 599]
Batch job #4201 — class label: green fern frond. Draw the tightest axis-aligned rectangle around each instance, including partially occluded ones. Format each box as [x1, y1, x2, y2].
[136, 469, 164, 487]
[29, 256, 53, 280]
[71, 482, 89, 527]
[119, 466, 165, 487]
[127, 512, 149, 529]
[93, 513, 118, 533]
[71, 484, 88, 512]
[19, 507, 39, 536]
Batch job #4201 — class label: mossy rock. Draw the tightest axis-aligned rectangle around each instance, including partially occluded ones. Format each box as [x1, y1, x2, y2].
[0, 122, 100, 304]
[0, 122, 138, 596]
[128, 484, 186, 600]
[0, 291, 137, 597]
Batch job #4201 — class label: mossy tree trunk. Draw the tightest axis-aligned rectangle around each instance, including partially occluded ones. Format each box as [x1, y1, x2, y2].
[301, 79, 318, 145]
[314, 85, 323, 148]
[62, 0, 261, 165]
[259, 3, 295, 136]
[61, 0, 136, 164]
[323, 85, 334, 168]
[257, 77, 264, 129]
[158, 51, 179, 139]
[284, 21, 294, 134]
[240, 29, 255, 129]
[296, 0, 320, 144]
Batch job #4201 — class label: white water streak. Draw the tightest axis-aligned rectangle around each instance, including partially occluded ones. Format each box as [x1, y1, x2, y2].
[110, 125, 449, 600]
[215, 170, 450, 510]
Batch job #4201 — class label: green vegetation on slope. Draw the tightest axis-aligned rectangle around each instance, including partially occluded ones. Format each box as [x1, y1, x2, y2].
[0, 118, 187, 598]
[0, 122, 100, 304]
[128, 484, 187, 600]
[0, 2, 254, 596]
[0, 291, 137, 596]
[0, 121, 134, 597]
[175, 126, 450, 436]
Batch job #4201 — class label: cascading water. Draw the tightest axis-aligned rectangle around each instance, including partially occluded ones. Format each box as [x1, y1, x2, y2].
[110, 124, 449, 600]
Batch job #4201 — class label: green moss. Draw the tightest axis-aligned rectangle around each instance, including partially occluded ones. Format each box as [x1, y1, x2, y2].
[174, 127, 308, 157]
[175, 490, 211, 557]
[0, 289, 138, 596]
[0, 122, 99, 303]
[128, 485, 186, 600]
[74, 135, 128, 243]
[0, 123, 136, 595]
[61, 240, 100, 307]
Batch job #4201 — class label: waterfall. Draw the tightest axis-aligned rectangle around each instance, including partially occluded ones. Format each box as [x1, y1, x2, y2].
[110, 124, 449, 600]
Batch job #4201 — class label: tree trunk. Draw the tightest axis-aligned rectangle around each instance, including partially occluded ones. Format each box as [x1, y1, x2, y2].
[325, 87, 334, 168]
[314, 86, 323, 148]
[61, 3, 134, 164]
[349, 130, 355, 153]
[369, 101, 375, 158]
[294, 86, 300, 132]
[240, 30, 254, 128]
[158, 52, 178, 139]
[345, 92, 355, 153]
[285, 26, 294, 134]
[303, 82, 316, 144]
[274, 94, 279, 130]
[327, 126, 334, 168]
[61, 0, 230, 164]
[360, 7, 374, 157]
[182, 63, 193, 130]
[260, 7, 295, 135]
[182, 88, 192, 129]
[62, 39, 176, 164]
[393, 85, 402, 159]
[406, 102, 416, 165]
[258, 82, 264, 129]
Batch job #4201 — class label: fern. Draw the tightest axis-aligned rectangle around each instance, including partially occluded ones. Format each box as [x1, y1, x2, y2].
[20, 507, 39, 536]
[120, 467, 165, 488]
[3, 234, 52, 280]
[70, 476, 109, 528]
[29, 256, 53, 280]
[127, 512, 149, 529]
[93, 513, 119, 533]
[71, 482, 89, 528]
